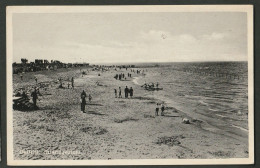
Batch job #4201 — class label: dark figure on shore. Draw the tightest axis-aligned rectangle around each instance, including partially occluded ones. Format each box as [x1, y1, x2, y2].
[119, 87, 122, 98]
[31, 88, 38, 109]
[122, 73, 125, 78]
[119, 74, 122, 80]
[129, 87, 133, 98]
[161, 104, 165, 116]
[115, 74, 118, 80]
[124, 86, 129, 98]
[89, 94, 92, 102]
[22, 90, 28, 99]
[35, 77, 38, 83]
[71, 77, 74, 89]
[20, 74, 23, 80]
[81, 90, 87, 113]
[155, 103, 160, 116]
[114, 89, 117, 98]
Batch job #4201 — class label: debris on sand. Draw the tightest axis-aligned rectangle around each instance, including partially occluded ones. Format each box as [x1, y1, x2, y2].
[208, 151, 231, 158]
[144, 114, 155, 118]
[156, 135, 185, 146]
[80, 126, 108, 135]
[114, 117, 139, 123]
[182, 118, 190, 124]
[191, 118, 203, 123]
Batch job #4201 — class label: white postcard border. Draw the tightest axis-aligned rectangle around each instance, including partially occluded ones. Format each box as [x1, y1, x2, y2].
[6, 5, 254, 166]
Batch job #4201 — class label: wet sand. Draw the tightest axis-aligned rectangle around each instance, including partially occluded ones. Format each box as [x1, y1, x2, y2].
[13, 67, 248, 160]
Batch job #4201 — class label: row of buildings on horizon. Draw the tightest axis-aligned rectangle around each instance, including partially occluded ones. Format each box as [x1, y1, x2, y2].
[13, 58, 90, 74]
[12, 58, 137, 74]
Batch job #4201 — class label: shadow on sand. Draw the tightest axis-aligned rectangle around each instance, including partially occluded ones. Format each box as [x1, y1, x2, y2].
[87, 111, 106, 116]
[86, 103, 103, 106]
[163, 115, 181, 118]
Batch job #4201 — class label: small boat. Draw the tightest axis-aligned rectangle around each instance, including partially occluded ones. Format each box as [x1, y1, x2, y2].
[146, 87, 163, 91]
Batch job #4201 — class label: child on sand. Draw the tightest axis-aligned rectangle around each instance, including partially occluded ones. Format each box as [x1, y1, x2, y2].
[155, 103, 160, 116]
[119, 87, 122, 98]
[114, 89, 117, 98]
[161, 103, 165, 116]
[89, 94, 92, 102]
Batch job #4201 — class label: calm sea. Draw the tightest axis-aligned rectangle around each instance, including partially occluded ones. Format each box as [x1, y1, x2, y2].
[136, 62, 248, 139]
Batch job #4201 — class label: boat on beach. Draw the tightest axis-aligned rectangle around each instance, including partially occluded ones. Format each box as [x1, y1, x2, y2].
[141, 83, 163, 91]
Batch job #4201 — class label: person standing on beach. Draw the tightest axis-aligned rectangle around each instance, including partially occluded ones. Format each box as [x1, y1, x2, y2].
[124, 86, 129, 98]
[161, 103, 165, 116]
[71, 77, 74, 89]
[155, 103, 160, 116]
[31, 87, 38, 109]
[114, 89, 117, 98]
[89, 94, 92, 102]
[35, 77, 38, 83]
[129, 87, 133, 98]
[81, 90, 87, 113]
[20, 74, 23, 80]
[119, 87, 122, 98]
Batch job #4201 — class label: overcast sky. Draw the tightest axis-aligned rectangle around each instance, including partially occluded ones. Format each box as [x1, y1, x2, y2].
[13, 12, 247, 63]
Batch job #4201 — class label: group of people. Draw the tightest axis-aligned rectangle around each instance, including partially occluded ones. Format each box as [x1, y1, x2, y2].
[143, 82, 159, 88]
[155, 103, 165, 116]
[58, 77, 74, 89]
[114, 73, 128, 80]
[80, 90, 92, 113]
[127, 73, 132, 78]
[114, 86, 134, 99]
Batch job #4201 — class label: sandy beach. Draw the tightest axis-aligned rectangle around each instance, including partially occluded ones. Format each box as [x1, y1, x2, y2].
[12, 66, 248, 160]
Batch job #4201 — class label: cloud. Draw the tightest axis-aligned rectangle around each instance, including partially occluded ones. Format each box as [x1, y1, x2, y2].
[13, 29, 246, 63]
[202, 32, 227, 40]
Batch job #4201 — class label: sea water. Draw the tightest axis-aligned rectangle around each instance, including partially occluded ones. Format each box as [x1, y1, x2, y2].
[135, 62, 248, 140]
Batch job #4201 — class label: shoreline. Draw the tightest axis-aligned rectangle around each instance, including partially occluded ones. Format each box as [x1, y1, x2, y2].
[130, 70, 248, 140]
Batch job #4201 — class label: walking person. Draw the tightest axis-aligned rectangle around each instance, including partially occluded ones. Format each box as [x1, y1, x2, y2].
[81, 90, 87, 113]
[161, 103, 165, 116]
[31, 87, 38, 109]
[124, 86, 129, 98]
[118, 87, 122, 98]
[114, 89, 117, 98]
[155, 103, 160, 116]
[129, 87, 133, 98]
[71, 77, 74, 89]
[35, 76, 38, 83]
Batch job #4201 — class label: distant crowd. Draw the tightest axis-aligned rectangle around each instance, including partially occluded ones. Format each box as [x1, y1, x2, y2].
[16, 65, 166, 117]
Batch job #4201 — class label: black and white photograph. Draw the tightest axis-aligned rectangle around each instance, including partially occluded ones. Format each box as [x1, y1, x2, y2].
[6, 5, 253, 165]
